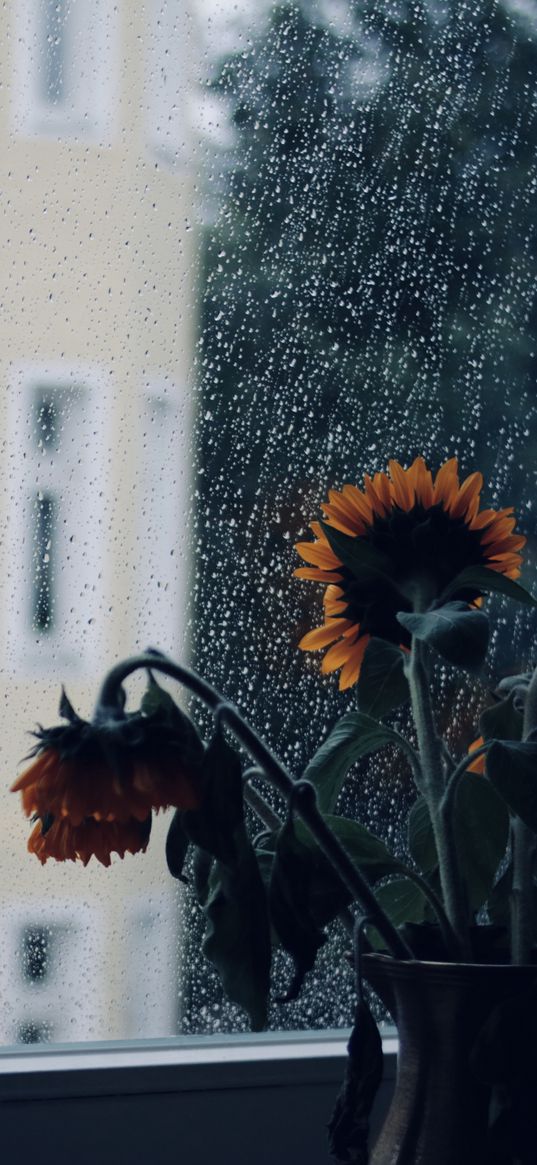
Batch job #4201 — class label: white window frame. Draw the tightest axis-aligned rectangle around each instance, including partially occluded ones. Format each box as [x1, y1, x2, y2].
[11, 0, 119, 143]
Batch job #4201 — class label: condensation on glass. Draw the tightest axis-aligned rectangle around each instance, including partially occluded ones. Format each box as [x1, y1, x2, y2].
[1, 0, 536, 1044]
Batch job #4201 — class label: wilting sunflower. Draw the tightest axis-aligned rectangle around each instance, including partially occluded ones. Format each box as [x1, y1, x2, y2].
[295, 457, 525, 690]
[27, 813, 152, 867]
[12, 691, 204, 865]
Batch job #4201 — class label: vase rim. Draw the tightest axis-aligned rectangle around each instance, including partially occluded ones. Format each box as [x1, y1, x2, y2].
[363, 951, 537, 977]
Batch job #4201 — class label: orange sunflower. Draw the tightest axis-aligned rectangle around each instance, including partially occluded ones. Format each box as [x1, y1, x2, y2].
[27, 814, 152, 867]
[295, 457, 525, 690]
[12, 692, 204, 866]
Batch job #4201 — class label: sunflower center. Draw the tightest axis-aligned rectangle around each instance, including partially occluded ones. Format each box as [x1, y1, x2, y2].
[339, 502, 488, 648]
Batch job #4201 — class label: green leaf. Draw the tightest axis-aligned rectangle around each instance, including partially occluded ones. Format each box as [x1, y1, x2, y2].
[268, 818, 326, 1000]
[303, 712, 409, 814]
[368, 878, 428, 948]
[487, 740, 537, 832]
[165, 810, 190, 882]
[397, 602, 489, 669]
[480, 690, 524, 743]
[319, 521, 396, 585]
[356, 638, 410, 717]
[408, 797, 437, 875]
[182, 729, 244, 865]
[408, 776, 508, 912]
[455, 773, 510, 911]
[202, 828, 271, 1031]
[295, 814, 404, 882]
[440, 566, 537, 607]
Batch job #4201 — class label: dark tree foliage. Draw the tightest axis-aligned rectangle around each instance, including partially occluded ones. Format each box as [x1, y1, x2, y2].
[194, 0, 537, 766]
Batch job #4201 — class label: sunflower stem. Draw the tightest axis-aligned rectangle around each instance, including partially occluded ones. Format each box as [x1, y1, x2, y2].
[97, 653, 413, 961]
[243, 772, 284, 833]
[406, 640, 470, 959]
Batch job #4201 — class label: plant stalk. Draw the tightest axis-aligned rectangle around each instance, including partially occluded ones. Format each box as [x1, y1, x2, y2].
[406, 641, 470, 959]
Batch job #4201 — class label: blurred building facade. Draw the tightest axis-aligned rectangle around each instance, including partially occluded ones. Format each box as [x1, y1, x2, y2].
[0, 0, 197, 1043]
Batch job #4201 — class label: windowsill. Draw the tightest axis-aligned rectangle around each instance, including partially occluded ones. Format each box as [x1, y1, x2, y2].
[0, 1030, 398, 1101]
[0, 1033, 398, 1165]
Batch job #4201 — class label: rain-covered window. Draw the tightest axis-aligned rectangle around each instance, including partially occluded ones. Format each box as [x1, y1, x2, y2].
[2, 0, 537, 1045]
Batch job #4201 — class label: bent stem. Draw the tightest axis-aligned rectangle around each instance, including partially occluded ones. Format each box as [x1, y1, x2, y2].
[98, 653, 413, 961]
[406, 640, 470, 959]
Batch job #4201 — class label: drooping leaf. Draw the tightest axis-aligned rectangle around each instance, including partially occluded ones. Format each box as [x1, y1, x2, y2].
[303, 711, 409, 814]
[165, 810, 190, 882]
[487, 740, 537, 832]
[182, 729, 245, 865]
[256, 834, 352, 929]
[328, 998, 383, 1165]
[357, 638, 410, 718]
[202, 827, 271, 1031]
[440, 565, 537, 607]
[397, 601, 489, 669]
[408, 796, 437, 875]
[268, 817, 326, 1001]
[480, 690, 524, 743]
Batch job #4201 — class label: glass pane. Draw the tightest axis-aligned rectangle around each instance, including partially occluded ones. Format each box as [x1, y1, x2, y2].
[2, 0, 537, 1044]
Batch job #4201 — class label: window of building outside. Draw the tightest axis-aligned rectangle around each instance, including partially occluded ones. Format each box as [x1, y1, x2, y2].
[1, 0, 537, 1050]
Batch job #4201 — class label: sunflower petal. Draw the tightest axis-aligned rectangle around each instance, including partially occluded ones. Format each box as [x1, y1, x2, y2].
[339, 637, 369, 690]
[294, 567, 343, 582]
[299, 620, 352, 651]
[410, 457, 434, 508]
[388, 460, 415, 511]
[294, 540, 342, 568]
[321, 638, 357, 673]
[450, 472, 483, 521]
[341, 484, 374, 524]
[433, 457, 459, 508]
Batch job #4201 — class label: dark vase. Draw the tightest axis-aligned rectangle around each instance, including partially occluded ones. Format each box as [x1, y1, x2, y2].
[363, 953, 537, 1165]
